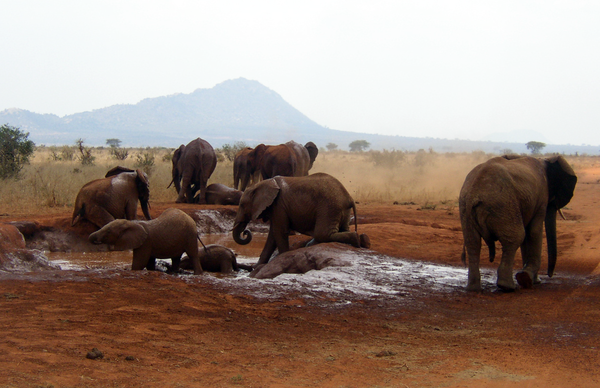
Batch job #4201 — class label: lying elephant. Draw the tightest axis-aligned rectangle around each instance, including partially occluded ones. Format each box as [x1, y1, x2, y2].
[88, 208, 203, 274]
[203, 183, 242, 205]
[249, 243, 353, 279]
[179, 244, 253, 273]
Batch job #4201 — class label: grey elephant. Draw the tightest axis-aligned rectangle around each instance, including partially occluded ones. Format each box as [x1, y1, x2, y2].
[204, 183, 242, 205]
[170, 138, 217, 204]
[233, 147, 259, 191]
[246, 141, 319, 182]
[179, 244, 253, 273]
[232, 173, 370, 266]
[72, 166, 151, 229]
[459, 155, 577, 292]
[88, 208, 203, 274]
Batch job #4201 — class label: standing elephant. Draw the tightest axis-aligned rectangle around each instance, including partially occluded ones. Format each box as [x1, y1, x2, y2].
[88, 208, 203, 275]
[459, 155, 577, 292]
[72, 166, 151, 229]
[247, 141, 318, 182]
[170, 138, 217, 203]
[232, 173, 370, 266]
[204, 183, 242, 205]
[233, 147, 259, 191]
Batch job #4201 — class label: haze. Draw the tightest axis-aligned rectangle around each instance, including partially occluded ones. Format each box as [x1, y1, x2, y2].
[2, 1, 599, 146]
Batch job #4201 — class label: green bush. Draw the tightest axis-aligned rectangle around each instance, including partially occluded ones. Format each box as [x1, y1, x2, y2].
[0, 124, 35, 179]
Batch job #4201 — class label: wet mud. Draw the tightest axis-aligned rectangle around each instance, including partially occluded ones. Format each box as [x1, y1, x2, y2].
[1, 174, 600, 386]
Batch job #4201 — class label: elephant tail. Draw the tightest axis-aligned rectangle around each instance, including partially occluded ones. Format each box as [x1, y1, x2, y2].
[72, 204, 85, 226]
[351, 201, 358, 232]
[461, 245, 466, 265]
[166, 179, 174, 189]
[487, 240, 496, 262]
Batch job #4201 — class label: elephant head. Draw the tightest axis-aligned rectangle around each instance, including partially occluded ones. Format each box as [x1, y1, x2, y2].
[544, 156, 577, 276]
[169, 144, 186, 193]
[232, 179, 280, 245]
[89, 219, 148, 251]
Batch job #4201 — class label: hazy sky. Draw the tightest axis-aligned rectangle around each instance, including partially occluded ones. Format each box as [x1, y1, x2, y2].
[2, 1, 599, 145]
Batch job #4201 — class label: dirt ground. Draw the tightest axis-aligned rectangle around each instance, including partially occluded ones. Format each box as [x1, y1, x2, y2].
[1, 167, 600, 387]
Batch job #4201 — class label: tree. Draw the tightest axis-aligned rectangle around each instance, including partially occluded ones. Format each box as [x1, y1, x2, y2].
[75, 138, 95, 165]
[349, 140, 370, 152]
[106, 138, 122, 148]
[218, 141, 248, 162]
[326, 142, 338, 151]
[526, 141, 546, 155]
[0, 124, 35, 179]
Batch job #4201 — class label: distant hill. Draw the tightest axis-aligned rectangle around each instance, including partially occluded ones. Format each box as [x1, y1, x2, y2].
[1, 78, 598, 155]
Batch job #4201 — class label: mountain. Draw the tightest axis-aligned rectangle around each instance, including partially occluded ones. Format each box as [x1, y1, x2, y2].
[1, 78, 598, 155]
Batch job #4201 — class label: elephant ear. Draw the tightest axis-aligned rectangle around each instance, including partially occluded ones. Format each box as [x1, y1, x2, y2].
[250, 179, 280, 221]
[545, 156, 577, 209]
[105, 166, 134, 178]
[304, 141, 319, 167]
[135, 169, 150, 202]
[113, 222, 148, 250]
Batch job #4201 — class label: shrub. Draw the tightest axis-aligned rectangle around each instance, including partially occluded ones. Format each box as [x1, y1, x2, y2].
[0, 124, 35, 179]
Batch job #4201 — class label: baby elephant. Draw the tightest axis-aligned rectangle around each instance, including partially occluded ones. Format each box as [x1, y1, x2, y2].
[203, 183, 242, 205]
[88, 208, 203, 274]
[180, 244, 253, 273]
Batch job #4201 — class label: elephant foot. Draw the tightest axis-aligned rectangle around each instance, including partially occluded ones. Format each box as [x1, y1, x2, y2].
[466, 284, 482, 292]
[359, 234, 371, 249]
[515, 271, 533, 289]
[496, 278, 517, 292]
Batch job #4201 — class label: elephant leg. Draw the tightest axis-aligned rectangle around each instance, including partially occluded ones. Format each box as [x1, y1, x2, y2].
[496, 244, 520, 291]
[146, 258, 156, 271]
[465, 238, 483, 292]
[187, 247, 203, 275]
[196, 182, 208, 205]
[171, 257, 181, 273]
[131, 249, 151, 271]
[85, 205, 116, 229]
[313, 218, 360, 248]
[516, 220, 544, 288]
[176, 175, 192, 203]
[257, 230, 280, 265]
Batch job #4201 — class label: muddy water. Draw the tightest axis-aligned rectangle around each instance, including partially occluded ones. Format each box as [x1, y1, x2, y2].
[46, 234, 268, 270]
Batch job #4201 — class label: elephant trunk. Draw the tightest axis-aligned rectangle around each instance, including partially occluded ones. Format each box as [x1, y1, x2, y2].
[545, 203, 558, 277]
[140, 200, 152, 221]
[233, 221, 252, 245]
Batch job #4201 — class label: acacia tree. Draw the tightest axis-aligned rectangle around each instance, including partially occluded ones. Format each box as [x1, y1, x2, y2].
[349, 140, 370, 152]
[0, 124, 35, 179]
[526, 141, 546, 155]
[326, 142, 338, 151]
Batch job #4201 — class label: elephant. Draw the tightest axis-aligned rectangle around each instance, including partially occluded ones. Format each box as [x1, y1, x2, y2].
[232, 172, 371, 266]
[170, 138, 217, 204]
[88, 208, 203, 275]
[179, 244, 253, 273]
[204, 183, 242, 205]
[459, 155, 577, 292]
[247, 141, 318, 182]
[233, 147, 259, 191]
[72, 166, 151, 229]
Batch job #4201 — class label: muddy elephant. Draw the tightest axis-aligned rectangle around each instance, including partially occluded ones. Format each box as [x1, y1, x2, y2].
[232, 173, 370, 265]
[179, 244, 253, 273]
[204, 183, 242, 205]
[88, 208, 203, 275]
[247, 141, 318, 181]
[170, 138, 217, 204]
[459, 155, 577, 292]
[233, 147, 259, 191]
[72, 166, 151, 229]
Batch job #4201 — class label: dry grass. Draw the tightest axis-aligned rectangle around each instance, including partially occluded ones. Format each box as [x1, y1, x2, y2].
[0, 146, 589, 217]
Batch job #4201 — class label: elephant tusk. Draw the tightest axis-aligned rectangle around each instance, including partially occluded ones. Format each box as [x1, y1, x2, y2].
[558, 208, 566, 220]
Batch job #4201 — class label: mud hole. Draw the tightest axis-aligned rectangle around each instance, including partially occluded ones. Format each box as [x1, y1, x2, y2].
[1, 179, 600, 387]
